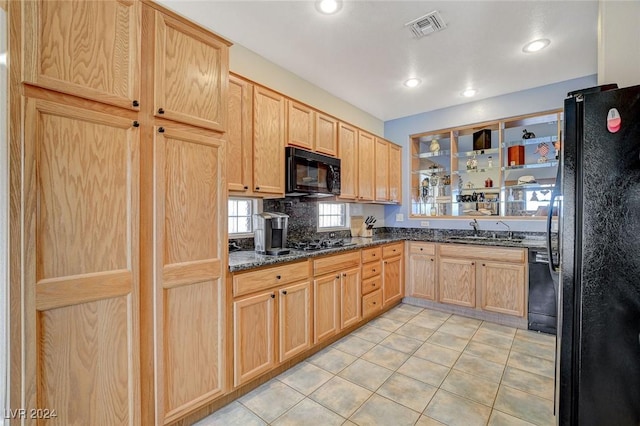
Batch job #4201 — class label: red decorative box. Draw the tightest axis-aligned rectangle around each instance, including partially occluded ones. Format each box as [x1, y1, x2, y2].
[508, 146, 525, 165]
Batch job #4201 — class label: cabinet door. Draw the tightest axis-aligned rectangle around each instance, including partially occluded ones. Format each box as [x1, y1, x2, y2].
[227, 75, 254, 193]
[439, 258, 476, 308]
[314, 274, 340, 344]
[23, 98, 140, 425]
[23, 0, 140, 110]
[340, 268, 362, 329]
[154, 127, 226, 422]
[375, 138, 390, 202]
[253, 86, 286, 196]
[287, 100, 314, 150]
[362, 289, 383, 318]
[389, 143, 402, 204]
[154, 10, 229, 131]
[279, 281, 312, 362]
[233, 291, 275, 387]
[480, 262, 526, 317]
[409, 253, 436, 300]
[338, 122, 358, 200]
[382, 256, 403, 306]
[357, 132, 375, 201]
[316, 112, 338, 156]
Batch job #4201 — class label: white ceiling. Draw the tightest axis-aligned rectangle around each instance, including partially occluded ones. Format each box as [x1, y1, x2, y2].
[157, 0, 599, 121]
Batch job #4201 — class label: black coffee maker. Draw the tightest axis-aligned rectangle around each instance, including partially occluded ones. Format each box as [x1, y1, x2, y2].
[253, 212, 290, 255]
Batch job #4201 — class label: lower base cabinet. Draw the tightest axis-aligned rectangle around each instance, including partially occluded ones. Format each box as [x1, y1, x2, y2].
[436, 244, 527, 317]
[408, 242, 437, 300]
[362, 289, 383, 317]
[382, 243, 404, 306]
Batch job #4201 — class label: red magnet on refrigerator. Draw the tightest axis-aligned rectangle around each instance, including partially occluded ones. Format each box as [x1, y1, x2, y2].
[607, 108, 621, 133]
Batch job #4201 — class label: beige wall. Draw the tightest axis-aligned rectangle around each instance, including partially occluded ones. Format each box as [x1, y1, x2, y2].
[230, 43, 384, 136]
[598, 0, 640, 87]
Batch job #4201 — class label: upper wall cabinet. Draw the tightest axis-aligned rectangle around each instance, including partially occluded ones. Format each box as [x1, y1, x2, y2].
[153, 11, 230, 131]
[410, 109, 561, 218]
[287, 100, 315, 150]
[22, 0, 141, 110]
[338, 122, 358, 201]
[315, 113, 338, 157]
[228, 75, 254, 194]
[253, 85, 286, 197]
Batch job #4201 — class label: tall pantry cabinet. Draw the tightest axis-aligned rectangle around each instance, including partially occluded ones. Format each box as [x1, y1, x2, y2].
[10, 1, 231, 425]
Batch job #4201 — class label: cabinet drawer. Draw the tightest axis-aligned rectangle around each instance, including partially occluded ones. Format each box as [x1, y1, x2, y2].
[438, 244, 525, 263]
[362, 260, 382, 280]
[362, 276, 381, 296]
[409, 242, 436, 256]
[313, 251, 360, 276]
[362, 289, 382, 317]
[233, 261, 309, 297]
[383, 242, 404, 259]
[361, 247, 382, 263]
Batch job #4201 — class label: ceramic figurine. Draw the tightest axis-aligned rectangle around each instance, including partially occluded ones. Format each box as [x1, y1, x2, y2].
[430, 139, 441, 152]
[522, 129, 536, 139]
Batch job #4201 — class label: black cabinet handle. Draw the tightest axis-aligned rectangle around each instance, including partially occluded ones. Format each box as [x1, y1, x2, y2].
[431, 258, 434, 262]
[270, 293, 275, 298]
[372, 269, 376, 273]
[255, 187, 260, 191]
[482, 263, 486, 267]
[158, 127, 165, 133]
[132, 100, 139, 107]
[158, 108, 165, 114]
[335, 275, 340, 279]
[420, 248, 423, 251]
[276, 275, 281, 279]
[373, 302, 377, 305]
[282, 290, 287, 295]
[471, 262, 475, 266]
[372, 283, 376, 287]
[244, 186, 249, 190]
[132, 121, 139, 127]
[342, 273, 346, 277]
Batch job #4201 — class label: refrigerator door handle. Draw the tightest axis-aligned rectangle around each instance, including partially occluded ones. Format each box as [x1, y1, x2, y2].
[547, 191, 559, 274]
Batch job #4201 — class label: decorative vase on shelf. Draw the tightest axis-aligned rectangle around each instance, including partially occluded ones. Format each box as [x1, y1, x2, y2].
[430, 139, 441, 152]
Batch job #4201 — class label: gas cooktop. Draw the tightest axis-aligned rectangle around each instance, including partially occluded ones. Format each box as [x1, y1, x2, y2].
[288, 239, 355, 251]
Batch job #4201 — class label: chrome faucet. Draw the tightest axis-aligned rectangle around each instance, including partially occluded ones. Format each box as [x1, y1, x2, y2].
[469, 218, 479, 235]
[497, 221, 513, 239]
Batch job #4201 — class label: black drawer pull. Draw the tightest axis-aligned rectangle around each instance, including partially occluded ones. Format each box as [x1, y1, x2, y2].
[158, 108, 165, 114]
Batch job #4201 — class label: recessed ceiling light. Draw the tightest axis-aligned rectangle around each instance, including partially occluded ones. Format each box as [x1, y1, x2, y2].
[404, 78, 421, 88]
[522, 38, 550, 53]
[462, 88, 477, 98]
[316, 0, 342, 15]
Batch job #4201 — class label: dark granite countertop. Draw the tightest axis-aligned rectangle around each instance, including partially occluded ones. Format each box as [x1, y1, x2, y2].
[229, 233, 550, 272]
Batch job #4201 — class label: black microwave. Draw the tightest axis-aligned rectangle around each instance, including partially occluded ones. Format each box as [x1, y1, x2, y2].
[285, 147, 341, 197]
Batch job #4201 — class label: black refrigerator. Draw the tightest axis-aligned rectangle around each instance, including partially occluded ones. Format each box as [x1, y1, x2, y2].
[550, 84, 640, 425]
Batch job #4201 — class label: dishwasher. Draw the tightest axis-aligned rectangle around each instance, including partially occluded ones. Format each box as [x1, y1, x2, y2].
[527, 248, 557, 335]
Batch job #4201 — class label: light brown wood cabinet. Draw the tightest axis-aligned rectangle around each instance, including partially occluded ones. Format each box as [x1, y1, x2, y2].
[338, 122, 359, 200]
[480, 261, 526, 317]
[253, 85, 286, 197]
[12, 2, 231, 425]
[437, 244, 527, 317]
[150, 126, 227, 423]
[313, 251, 361, 343]
[361, 247, 383, 317]
[21, 97, 142, 426]
[232, 261, 311, 386]
[382, 243, 404, 306]
[315, 112, 338, 156]
[287, 100, 314, 150]
[438, 257, 476, 308]
[22, 0, 141, 110]
[358, 131, 375, 201]
[227, 75, 254, 194]
[389, 143, 402, 203]
[153, 10, 228, 131]
[375, 138, 390, 202]
[408, 242, 437, 300]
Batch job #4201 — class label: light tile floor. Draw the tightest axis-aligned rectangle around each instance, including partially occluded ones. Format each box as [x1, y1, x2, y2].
[195, 303, 556, 426]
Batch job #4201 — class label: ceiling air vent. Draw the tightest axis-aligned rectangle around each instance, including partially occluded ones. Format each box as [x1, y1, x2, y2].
[405, 10, 447, 39]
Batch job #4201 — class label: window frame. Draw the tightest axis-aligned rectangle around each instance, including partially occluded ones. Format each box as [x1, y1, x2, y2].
[317, 201, 350, 232]
[228, 197, 262, 239]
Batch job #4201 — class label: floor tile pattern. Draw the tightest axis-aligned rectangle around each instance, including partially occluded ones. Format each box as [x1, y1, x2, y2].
[195, 304, 556, 426]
